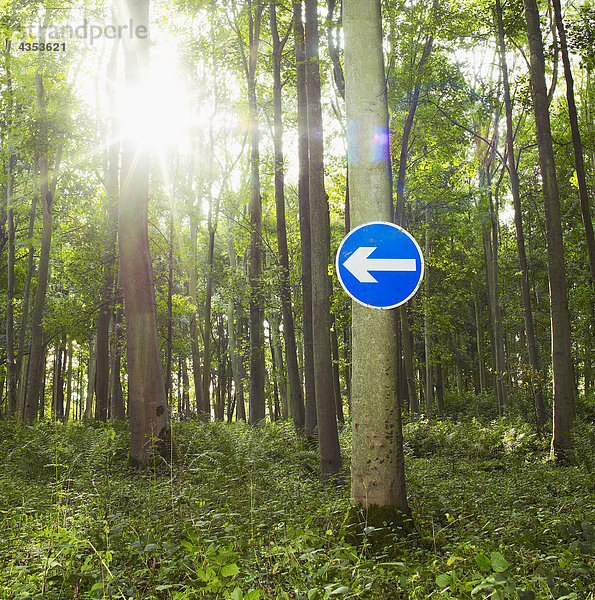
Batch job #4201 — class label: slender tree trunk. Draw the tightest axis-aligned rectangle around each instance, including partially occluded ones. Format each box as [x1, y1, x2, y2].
[166, 207, 174, 406]
[331, 318, 344, 424]
[269, 312, 288, 419]
[118, 0, 169, 467]
[495, 0, 546, 427]
[435, 361, 444, 416]
[293, 0, 317, 437]
[202, 129, 217, 420]
[16, 193, 38, 415]
[474, 298, 486, 392]
[5, 45, 17, 416]
[96, 42, 120, 423]
[235, 1, 266, 424]
[110, 293, 126, 420]
[85, 336, 96, 419]
[345, 0, 409, 518]
[551, 0, 595, 286]
[305, 0, 342, 477]
[523, 0, 575, 460]
[271, 1, 305, 430]
[401, 307, 419, 415]
[23, 66, 54, 423]
[63, 341, 73, 422]
[189, 217, 204, 414]
[424, 210, 433, 416]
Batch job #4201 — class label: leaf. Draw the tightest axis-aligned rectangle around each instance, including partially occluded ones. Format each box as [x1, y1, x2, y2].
[490, 552, 510, 572]
[436, 573, 452, 588]
[230, 588, 243, 600]
[244, 591, 261, 600]
[221, 563, 240, 577]
[329, 586, 350, 595]
[476, 553, 492, 572]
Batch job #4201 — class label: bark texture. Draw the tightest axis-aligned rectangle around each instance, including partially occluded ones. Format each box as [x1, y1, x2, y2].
[305, 0, 342, 477]
[344, 0, 408, 515]
[523, 0, 575, 459]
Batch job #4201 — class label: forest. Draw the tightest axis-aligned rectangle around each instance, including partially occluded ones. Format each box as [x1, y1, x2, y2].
[0, 0, 594, 598]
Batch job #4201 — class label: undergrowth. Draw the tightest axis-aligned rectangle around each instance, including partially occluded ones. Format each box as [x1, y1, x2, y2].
[0, 417, 593, 599]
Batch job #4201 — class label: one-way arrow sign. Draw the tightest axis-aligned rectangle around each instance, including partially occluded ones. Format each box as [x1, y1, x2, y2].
[336, 222, 424, 309]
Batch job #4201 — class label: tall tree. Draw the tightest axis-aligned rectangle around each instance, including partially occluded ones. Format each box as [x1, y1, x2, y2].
[95, 41, 120, 422]
[344, 0, 409, 520]
[4, 42, 17, 416]
[118, 0, 169, 466]
[551, 0, 595, 287]
[304, 0, 342, 476]
[293, 0, 317, 437]
[233, 0, 266, 424]
[23, 43, 59, 422]
[270, 1, 305, 430]
[523, 0, 575, 460]
[495, 0, 545, 428]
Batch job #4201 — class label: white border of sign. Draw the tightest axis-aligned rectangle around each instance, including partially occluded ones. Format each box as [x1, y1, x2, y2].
[335, 221, 425, 310]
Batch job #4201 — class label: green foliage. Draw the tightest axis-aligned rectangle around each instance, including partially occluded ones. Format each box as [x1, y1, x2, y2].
[1, 419, 593, 599]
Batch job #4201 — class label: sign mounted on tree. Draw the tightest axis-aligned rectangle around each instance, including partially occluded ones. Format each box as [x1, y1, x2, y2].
[336, 221, 424, 309]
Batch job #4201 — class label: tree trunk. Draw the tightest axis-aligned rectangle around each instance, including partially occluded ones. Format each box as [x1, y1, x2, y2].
[331, 318, 344, 424]
[202, 129, 217, 420]
[236, 1, 266, 424]
[5, 44, 17, 416]
[95, 42, 120, 423]
[119, 0, 169, 467]
[269, 312, 288, 419]
[110, 292, 126, 420]
[271, 1, 305, 430]
[305, 0, 342, 477]
[64, 341, 73, 422]
[16, 193, 38, 415]
[551, 0, 595, 287]
[23, 66, 53, 423]
[424, 209, 433, 416]
[189, 217, 204, 415]
[84, 336, 96, 419]
[495, 0, 546, 428]
[344, 0, 409, 518]
[523, 0, 575, 460]
[293, 0, 317, 437]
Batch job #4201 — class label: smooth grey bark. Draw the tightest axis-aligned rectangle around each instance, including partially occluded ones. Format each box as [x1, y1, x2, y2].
[523, 0, 575, 460]
[345, 0, 408, 515]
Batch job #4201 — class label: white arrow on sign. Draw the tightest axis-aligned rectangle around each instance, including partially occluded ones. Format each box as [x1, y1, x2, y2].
[343, 246, 416, 283]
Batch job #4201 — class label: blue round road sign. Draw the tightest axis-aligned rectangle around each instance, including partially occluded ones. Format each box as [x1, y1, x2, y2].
[336, 221, 424, 309]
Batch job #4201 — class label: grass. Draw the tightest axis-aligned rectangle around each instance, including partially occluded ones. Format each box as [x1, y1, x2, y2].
[0, 416, 593, 599]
